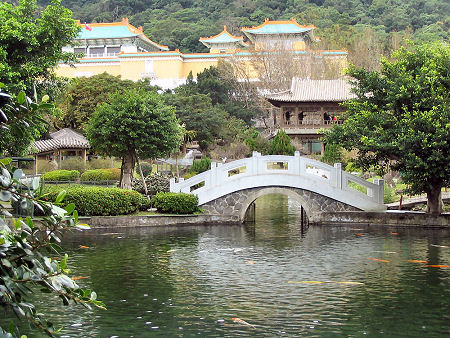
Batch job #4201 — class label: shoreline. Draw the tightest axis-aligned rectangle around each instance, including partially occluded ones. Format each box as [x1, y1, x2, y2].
[79, 211, 450, 229]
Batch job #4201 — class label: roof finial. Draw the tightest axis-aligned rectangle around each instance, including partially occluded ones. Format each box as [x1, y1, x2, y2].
[224, 25, 227, 31]
[122, 17, 129, 24]
[265, 18, 269, 22]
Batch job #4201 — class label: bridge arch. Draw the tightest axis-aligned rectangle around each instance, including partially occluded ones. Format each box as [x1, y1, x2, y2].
[170, 152, 386, 222]
[239, 187, 312, 221]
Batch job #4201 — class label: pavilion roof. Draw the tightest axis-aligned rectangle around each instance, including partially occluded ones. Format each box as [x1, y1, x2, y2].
[31, 128, 90, 154]
[200, 26, 247, 45]
[266, 78, 357, 104]
[75, 18, 168, 51]
[242, 18, 314, 36]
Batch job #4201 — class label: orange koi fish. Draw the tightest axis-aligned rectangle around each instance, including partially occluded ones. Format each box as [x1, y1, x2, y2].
[408, 260, 427, 263]
[79, 245, 89, 249]
[355, 233, 365, 236]
[288, 281, 324, 284]
[232, 318, 255, 328]
[71, 276, 88, 280]
[246, 261, 255, 265]
[391, 232, 399, 235]
[426, 265, 450, 268]
[368, 258, 390, 263]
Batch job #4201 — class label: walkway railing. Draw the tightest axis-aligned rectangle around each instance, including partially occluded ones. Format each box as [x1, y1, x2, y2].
[170, 152, 384, 207]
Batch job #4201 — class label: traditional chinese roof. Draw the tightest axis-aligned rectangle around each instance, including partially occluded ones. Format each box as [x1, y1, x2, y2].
[199, 26, 248, 48]
[266, 78, 356, 105]
[32, 128, 90, 154]
[75, 18, 168, 51]
[242, 18, 315, 43]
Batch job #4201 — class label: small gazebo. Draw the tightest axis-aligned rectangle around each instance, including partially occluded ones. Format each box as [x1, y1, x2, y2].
[30, 128, 90, 174]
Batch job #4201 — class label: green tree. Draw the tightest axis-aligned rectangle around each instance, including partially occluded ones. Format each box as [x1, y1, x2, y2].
[165, 92, 227, 150]
[56, 73, 159, 131]
[0, 0, 80, 92]
[325, 43, 449, 214]
[86, 89, 182, 189]
[269, 129, 296, 155]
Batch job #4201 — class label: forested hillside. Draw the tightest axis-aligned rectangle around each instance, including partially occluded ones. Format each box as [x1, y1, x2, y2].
[36, 0, 448, 54]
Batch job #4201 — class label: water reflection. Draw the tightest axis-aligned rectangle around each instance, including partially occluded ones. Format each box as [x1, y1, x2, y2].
[2, 194, 449, 337]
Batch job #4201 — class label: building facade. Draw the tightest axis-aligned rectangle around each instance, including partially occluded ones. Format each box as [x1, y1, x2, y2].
[265, 78, 356, 155]
[56, 18, 348, 89]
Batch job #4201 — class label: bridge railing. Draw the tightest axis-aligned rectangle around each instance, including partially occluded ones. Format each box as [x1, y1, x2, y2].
[170, 151, 384, 205]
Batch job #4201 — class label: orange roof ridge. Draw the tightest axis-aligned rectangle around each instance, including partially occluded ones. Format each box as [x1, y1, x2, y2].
[241, 18, 315, 31]
[199, 25, 244, 41]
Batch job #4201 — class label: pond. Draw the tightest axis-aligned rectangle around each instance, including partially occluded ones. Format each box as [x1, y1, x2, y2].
[4, 194, 450, 337]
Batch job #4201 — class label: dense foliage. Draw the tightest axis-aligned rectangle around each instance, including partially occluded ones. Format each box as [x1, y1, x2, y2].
[132, 172, 171, 196]
[43, 185, 149, 215]
[0, 0, 80, 93]
[80, 168, 121, 181]
[269, 129, 296, 155]
[86, 89, 182, 189]
[189, 158, 211, 175]
[55, 73, 159, 131]
[152, 192, 199, 214]
[41, 169, 80, 181]
[325, 43, 449, 214]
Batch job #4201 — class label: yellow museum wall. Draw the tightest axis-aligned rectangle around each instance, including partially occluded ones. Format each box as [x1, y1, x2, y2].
[54, 63, 121, 78]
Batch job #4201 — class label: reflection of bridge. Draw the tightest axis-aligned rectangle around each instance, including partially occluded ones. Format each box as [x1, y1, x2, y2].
[170, 152, 386, 222]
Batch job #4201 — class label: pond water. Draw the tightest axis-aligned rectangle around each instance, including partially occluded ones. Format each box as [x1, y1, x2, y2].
[4, 194, 450, 337]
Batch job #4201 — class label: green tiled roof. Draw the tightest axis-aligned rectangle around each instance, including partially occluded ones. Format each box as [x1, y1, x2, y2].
[243, 24, 313, 35]
[201, 33, 242, 43]
[77, 26, 138, 40]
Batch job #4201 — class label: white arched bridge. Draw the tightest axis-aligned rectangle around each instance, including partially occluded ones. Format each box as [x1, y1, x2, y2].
[170, 152, 386, 222]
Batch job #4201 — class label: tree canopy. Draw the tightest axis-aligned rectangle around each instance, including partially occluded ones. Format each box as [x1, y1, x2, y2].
[325, 43, 449, 214]
[55, 73, 158, 131]
[86, 89, 182, 189]
[0, 0, 80, 93]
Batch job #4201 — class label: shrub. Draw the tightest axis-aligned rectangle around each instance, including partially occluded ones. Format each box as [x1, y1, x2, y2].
[152, 192, 199, 214]
[133, 172, 171, 195]
[60, 158, 87, 173]
[139, 162, 153, 177]
[88, 158, 115, 170]
[41, 170, 79, 181]
[189, 158, 211, 175]
[81, 168, 121, 181]
[43, 185, 147, 216]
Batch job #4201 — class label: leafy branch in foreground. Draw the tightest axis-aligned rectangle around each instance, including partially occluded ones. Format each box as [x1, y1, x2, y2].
[0, 158, 105, 337]
[1, 87, 104, 336]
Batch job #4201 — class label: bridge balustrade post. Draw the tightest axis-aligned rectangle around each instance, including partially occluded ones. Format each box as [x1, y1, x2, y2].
[169, 177, 176, 192]
[210, 162, 217, 188]
[293, 151, 301, 175]
[373, 179, 384, 204]
[334, 163, 342, 189]
[251, 151, 260, 175]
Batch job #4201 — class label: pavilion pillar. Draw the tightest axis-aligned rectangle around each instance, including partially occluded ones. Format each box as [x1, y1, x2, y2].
[34, 155, 37, 176]
[58, 150, 62, 168]
[321, 142, 326, 156]
[82, 148, 87, 163]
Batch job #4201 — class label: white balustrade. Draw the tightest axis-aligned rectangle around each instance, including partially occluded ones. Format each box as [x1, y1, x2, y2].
[170, 152, 386, 210]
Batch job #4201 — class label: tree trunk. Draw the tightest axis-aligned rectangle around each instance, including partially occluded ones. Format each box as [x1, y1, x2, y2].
[135, 153, 150, 201]
[120, 151, 135, 190]
[427, 186, 443, 215]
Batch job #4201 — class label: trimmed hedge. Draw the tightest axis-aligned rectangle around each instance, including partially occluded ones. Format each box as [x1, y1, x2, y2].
[80, 168, 121, 181]
[133, 172, 171, 195]
[152, 192, 199, 214]
[41, 170, 79, 181]
[43, 185, 149, 216]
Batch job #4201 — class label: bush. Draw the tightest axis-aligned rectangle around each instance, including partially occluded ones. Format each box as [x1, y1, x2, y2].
[41, 170, 79, 181]
[81, 168, 121, 181]
[133, 172, 171, 195]
[189, 158, 211, 175]
[88, 158, 115, 169]
[152, 192, 199, 214]
[43, 185, 148, 216]
[139, 162, 153, 177]
[60, 158, 87, 173]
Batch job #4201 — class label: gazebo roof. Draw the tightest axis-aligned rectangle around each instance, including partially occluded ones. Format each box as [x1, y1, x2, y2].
[32, 128, 90, 154]
[242, 18, 316, 43]
[265, 78, 357, 105]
